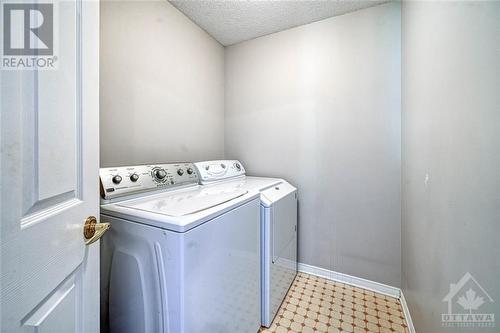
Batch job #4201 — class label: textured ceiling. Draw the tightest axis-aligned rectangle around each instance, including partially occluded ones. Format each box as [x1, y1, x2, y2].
[169, 0, 390, 46]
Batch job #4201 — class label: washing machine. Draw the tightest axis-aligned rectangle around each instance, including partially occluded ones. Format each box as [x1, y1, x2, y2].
[194, 160, 298, 328]
[99, 162, 261, 333]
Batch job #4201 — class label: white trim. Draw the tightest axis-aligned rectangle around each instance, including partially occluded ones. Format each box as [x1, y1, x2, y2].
[298, 262, 401, 299]
[400, 290, 416, 333]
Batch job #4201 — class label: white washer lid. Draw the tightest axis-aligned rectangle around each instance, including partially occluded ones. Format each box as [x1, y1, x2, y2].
[117, 187, 248, 217]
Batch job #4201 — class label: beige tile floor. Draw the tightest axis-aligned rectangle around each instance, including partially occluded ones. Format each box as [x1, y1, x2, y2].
[259, 272, 410, 333]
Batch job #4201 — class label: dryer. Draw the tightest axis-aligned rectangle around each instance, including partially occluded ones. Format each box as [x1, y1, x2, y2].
[99, 162, 261, 333]
[194, 160, 298, 328]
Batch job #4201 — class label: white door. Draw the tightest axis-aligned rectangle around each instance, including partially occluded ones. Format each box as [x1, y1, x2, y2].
[1, 1, 100, 332]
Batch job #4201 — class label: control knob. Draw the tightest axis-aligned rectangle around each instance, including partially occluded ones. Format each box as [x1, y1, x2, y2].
[130, 173, 139, 182]
[112, 175, 122, 184]
[154, 169, 167, 180]
[177, 169, 184, 176]
[187, 168, 194, 175]
[234, 163, 241, 170]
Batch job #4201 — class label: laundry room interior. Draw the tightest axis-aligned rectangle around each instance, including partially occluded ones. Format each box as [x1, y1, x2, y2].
[97, 1, 499, 332]
[1, 1, 498, 333]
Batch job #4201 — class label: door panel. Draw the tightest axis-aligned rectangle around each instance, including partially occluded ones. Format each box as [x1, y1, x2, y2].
[1, 1, 99, 332]
[36, 0, 78, 205]
[23, 269, 81, 333]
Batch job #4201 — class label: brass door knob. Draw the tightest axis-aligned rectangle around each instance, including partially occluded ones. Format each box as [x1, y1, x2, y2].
[83, 216, 110, 245]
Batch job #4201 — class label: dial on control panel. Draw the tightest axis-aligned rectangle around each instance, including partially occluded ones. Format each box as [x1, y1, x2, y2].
[154, 169, 167, 180]
[187, 168, 194, 175]
[112, 175, 122, 184]
[130, 173, 139, 182]
[177, 169, 184, 176]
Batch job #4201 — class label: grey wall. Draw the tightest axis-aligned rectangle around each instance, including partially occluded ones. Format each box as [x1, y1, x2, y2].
[402, 2, 500, 332]
[225, 2, 401, 287]
[100, 1, 225, 167]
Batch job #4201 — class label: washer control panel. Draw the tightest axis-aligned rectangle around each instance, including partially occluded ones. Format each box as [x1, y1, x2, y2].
[194, 160, 245, 183]
[100, 162, 198, 200]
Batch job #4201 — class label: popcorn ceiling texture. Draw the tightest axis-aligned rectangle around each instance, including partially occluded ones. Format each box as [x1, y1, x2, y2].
[169, 0, 389, 46]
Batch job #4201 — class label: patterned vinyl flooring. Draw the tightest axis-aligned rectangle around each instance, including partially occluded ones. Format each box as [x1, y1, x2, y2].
[259, 272, 410, 333]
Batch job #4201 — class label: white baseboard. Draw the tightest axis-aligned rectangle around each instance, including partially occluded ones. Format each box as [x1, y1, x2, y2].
[399, 290, 416, 333]
[297, 262, 401, 299]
